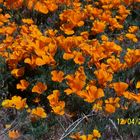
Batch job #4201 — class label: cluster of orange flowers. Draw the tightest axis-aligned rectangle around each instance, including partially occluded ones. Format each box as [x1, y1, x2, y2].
[7, 128, 101, 140]
[1, 0, 60, 13]
[0, 0, 140, 133]
[70, 129, 101, 140]
[47, 90, 65, 115]
[2, 96, 27, 110]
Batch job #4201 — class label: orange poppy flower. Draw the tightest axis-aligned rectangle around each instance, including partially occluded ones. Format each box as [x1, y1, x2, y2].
[31, 107, 47, 118]
[73, 51, 85, 65]
[4, 23, 17, 35]
[131, 93, 140, 103]
[91, 20, 106, 34]
[124, 49, 140, 67]
[45, 29, 58, 37]
[47, 90, 60, 106]
[11, 67, 25, 78]
[34, 1, 49, 14]
[118, 5, 130, 15]
[46, 2, 58, 12]
[51, 101, 65, 115]
[63, 53, 74, 60]
[35, 55, 55, 66]
[8, 130, 20, 139]
[2, 99, 12, 108]
[99, 11, 111, 22]
[105, 97, 120, 113]
[35, 56, 46, 66]
[0, 13, 10, 25]
[92, 129, 101, 139]
[107, 56, 123, 72]
[125, 33, 138, 42]
[77, 86, 104, 103]
[92, 7, 103, 18]
[123, 91, 135, 99]
[80, 31, 89, 40]
[108, 18, 123, 30]
[123, 91, 140, 103]
[65, 67, 86, 95]
[60, 23, 75, 35]
[101, 41, 122, 55]
[34, 47, 46, 57]
[94, 68, 113, 86]
[32, 82, 47, 94]
[101, 35, 108, 41]
[12, 96, 27, 110]
[51, 70, 64, 82]
[105, 104, 116, 113]
[4, 0, 23, 9]
[24, 55, 37, 68]
[16, 79, 29, 91]
[128, 26, 139, 33]
[47, 90, 65, 115]
[110, 82, 128, 96]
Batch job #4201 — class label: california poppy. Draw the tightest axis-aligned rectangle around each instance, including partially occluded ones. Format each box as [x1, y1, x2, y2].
[125, 33, 138, 42]
[110, 82, 128, 96]
[105, 97, 120, 113]
[32, 82, 47, 94]
[77, 85, 104, 103]
[91, 20, 106, 34]
[65, 68, 86, 95]
[47, 90, 65, 115]
[92, 129, 101, 139]
[11, 67, 25, 78]
[31, 107, 47, 118]
[16, 79, 29, 91]
[94, 68, 113, 87]
[51, 70, 64, 82]
[73, 51, 85, 65]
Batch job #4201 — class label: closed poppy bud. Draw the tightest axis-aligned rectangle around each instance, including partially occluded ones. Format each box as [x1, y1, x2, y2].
[91, 20, 106, 34]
